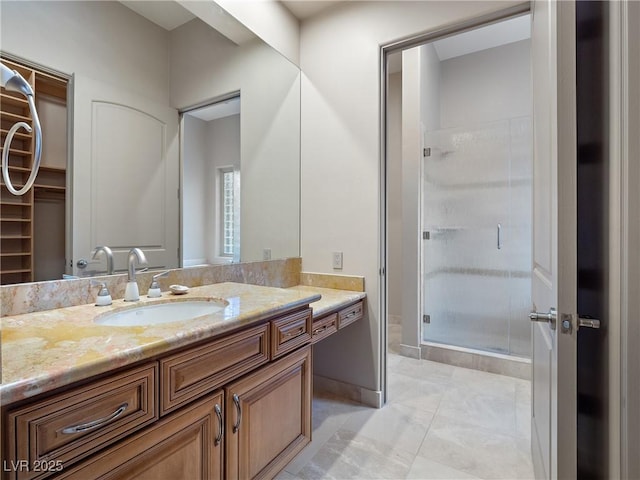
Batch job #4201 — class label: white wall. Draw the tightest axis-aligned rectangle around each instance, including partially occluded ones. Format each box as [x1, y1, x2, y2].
[398, 43, 442, 354]
[440, 39, 531, 128]
[215, 0, 300, 65]
[301, 0, 521, 396]
[0, 1, 169, 104]
[170, 18, 300, 262]
[400, 48, 423, 358]
[182, 115, 209, 266]
[387, 72, 403, 319]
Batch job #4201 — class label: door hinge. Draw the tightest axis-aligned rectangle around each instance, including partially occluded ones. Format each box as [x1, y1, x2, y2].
[423, 231, 430, 240]
[423, 314, 431, 324]
[423, 147, 431, 157]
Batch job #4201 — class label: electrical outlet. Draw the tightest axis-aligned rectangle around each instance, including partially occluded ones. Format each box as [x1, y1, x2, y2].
[332, 251, 343, 269]
[263, 248, 271, 261]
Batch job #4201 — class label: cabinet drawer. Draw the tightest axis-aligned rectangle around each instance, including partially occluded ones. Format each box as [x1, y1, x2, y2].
[311, 313, 338, 344]
[338, 301, 364, 329]
[6, 364, 157, 480]
[270, 308, 312, 360]
[57, 392, 224, 480]
[160, 323, 269, 415]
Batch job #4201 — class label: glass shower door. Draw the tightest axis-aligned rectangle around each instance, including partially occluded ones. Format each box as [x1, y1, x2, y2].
[421, 119, 531, 356]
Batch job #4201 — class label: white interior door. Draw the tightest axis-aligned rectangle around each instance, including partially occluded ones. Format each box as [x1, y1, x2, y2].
[530, 1, 577, 478]
[72, 76, 179, 275]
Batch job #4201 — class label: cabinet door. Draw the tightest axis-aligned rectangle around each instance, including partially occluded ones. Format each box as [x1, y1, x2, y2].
[225, 346, 311, 480]
[58, 391, 224, 480]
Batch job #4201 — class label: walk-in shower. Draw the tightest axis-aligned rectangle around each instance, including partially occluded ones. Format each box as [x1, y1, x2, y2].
[420, 16, 532, 359]
[386, 13, 533, 371]
[422, 118, 532, 357]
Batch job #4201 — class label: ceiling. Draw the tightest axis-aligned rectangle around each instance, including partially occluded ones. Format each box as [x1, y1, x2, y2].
[119, 1, 195, 30]
[280, 0, 341, 21]
[186, 96, 241, 122]
[387, 13, 531, 74]
[433, 14, 531, 61]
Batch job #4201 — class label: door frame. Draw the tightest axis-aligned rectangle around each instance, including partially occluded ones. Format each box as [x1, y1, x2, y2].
[618, 1, 639, 477]
[378, 2, 531, 404]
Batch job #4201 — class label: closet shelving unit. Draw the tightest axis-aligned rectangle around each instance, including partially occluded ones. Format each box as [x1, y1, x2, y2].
[0, 57, 68, 285]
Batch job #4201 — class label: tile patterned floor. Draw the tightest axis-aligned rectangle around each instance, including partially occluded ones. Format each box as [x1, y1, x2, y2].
[278, 327, 535, 479]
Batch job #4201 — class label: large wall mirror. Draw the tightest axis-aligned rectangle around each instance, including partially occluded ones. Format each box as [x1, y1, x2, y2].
[0, 0, 300, 285]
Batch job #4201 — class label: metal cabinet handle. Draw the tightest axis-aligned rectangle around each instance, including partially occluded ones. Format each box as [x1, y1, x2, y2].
[313, 325, 329, 335]
[232, 394, 242, 433]
[497, 223, 502, 250]
[214, 404, 223, 446]
[284, 327, 305, 338]
[345, 310, 358, 319]
[61, 403, 128, 434]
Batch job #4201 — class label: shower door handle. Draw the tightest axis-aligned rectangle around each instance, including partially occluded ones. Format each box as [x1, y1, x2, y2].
[497, 223, 502, 249]
[529, 307, 557, 330]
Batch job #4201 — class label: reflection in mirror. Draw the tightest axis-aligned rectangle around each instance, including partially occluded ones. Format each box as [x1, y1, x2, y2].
[182, 97, 242, 265]
[0, 1, 301, 285]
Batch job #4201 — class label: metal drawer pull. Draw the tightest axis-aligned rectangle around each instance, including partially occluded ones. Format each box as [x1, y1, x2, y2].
[232, 394, 242, 433]
[61, 403, 128, 434]
[284, 326, 305, 338]
[313, 325, 329, 335]
[214, 404, 223, 446]
[345, 310, 359, 319]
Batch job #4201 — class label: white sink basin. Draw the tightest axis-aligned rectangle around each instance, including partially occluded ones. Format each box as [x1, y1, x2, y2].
[95, 299, 228, 327]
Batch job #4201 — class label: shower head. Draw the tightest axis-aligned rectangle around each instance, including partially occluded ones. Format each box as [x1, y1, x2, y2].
[1, 63, 34, 96]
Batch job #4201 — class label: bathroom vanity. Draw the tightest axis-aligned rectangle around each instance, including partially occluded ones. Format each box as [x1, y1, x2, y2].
[1, 282, 365, 480]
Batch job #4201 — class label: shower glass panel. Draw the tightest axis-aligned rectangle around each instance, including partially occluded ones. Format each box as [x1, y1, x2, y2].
[422, 117, 532, 356]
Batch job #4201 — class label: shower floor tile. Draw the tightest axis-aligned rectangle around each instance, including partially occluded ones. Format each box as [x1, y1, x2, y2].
[278, 352, 534, 480]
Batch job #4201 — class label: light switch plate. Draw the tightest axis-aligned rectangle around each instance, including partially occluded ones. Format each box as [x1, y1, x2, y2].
[263, 248, 271, 261]
[332, 251, 343, 269]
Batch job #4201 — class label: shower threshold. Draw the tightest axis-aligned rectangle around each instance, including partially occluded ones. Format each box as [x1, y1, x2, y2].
[421, 341, 531, 380]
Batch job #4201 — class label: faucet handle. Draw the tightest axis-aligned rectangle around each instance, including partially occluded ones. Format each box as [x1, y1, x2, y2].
[148, 271, 168, 298]
[91, 280, 112, 306]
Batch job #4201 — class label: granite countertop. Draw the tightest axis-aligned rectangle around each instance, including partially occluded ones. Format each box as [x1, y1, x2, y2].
[0, 282, 365, 406]
[287, 285, 366, 318]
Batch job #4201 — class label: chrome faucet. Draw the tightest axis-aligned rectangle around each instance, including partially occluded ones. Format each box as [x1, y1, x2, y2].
[91, 245, 114, 275]
[124, 248, 148, 301]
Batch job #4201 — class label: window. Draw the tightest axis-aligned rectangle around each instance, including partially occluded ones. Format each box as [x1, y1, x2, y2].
[221, 169, 235, 256]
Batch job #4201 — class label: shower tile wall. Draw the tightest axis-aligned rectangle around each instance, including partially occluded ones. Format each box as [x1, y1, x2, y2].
[421, 37, 532, 357]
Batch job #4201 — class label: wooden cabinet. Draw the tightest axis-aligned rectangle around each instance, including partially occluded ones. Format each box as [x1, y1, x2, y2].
[269, 308, 312, 360]
[0, 57, 68, 285]
[58, 392, 224, 480]
[225, 346, 312, 480]
[337, 300, 364, 329]
[310, 299, 364, 345]
[160, 323, 269, 415]
[1, 300, 365, 480]
[2, 307, 316, 480]
[5, 364, 157, 480]
[311, 312, 338, 344]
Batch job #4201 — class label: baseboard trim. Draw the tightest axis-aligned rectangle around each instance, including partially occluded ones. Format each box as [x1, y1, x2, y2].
[398, 343, 421, 359]
[313, 374, 382, 408]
